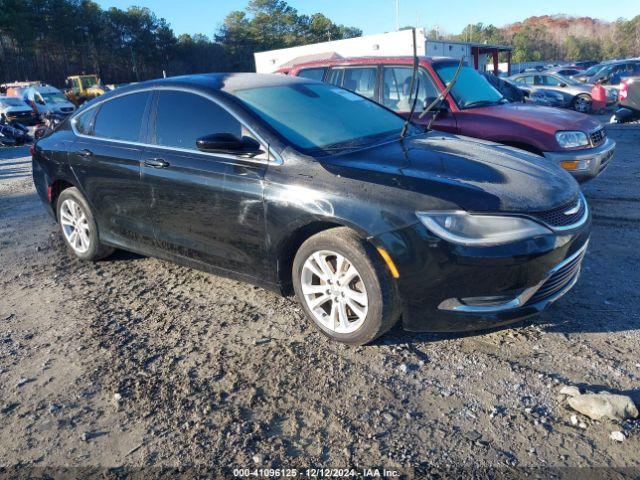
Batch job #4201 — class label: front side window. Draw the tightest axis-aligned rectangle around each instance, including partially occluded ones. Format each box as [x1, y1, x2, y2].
[433, 63, 504, 109]
[93, 92, 150, 142]
[328, 67, 377, 100]
[233, 82, 407, 152]
[154, 91, 242, 150]
[297, 68, 327, 82]
[382, 67, 439, 112]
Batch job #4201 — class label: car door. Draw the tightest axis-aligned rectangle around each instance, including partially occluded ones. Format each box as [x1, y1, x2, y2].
[141, 89, 268, 279]
[69, 91, 155, 249]
[380, 65, 458, 133]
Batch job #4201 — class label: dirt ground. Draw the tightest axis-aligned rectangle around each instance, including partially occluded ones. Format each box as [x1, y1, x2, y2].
[0, 127, 639, 477]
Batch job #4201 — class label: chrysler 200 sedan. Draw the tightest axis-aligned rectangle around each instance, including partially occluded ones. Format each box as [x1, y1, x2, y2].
[32, 73, 591, 345]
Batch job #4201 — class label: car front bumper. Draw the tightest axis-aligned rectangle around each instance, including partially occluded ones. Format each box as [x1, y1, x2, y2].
[543, 137, 615, 182]
[373, 214, 591, 332]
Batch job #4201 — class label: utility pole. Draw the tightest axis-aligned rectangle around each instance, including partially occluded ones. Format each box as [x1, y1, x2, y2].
[395, 0, 400, 31]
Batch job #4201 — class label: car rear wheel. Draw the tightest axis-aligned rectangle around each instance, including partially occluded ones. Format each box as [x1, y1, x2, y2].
[292, 227, 400, 345]
[57, 187, 114, 261]
[573, 94, 592, 113]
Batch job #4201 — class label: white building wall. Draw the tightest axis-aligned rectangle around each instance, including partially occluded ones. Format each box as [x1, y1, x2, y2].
[254, 29, 428, 73]
[254, 30, 500, 74]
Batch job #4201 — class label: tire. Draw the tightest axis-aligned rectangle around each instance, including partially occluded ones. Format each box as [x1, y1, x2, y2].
[292, 227, 401, 345]
[56, 187, 114, 261]
[573, 94, 592, 114]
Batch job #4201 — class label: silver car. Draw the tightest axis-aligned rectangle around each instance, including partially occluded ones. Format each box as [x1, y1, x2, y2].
[509, 72, 593, 113]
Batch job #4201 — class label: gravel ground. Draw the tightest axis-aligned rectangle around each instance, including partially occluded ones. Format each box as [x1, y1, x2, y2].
[0, 128, 639, 477]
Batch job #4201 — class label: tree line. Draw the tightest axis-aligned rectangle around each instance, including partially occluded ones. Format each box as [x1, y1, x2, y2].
[441, 15, 640, 63]
[1, 0, 638, 88]
[0, 0, 361, 87]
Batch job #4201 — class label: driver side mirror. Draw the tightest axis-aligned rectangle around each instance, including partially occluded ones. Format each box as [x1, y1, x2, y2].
[559, 83, 567, 88]
[196, 133, 262, 156]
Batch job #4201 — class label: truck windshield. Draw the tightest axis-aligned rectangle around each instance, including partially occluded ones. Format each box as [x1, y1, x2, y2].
[233, 83, 409, 153]
[80, 77, 98, 88]
[433, 63, 506, 109]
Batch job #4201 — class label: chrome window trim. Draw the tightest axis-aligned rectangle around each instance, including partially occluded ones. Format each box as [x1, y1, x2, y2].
[70, 85, 283, 166]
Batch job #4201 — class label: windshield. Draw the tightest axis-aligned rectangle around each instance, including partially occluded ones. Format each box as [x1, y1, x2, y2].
[584, 64, 604, 76]
[433, 63, 505, 109]
[233, 82, 407, 152]
[41, 92, 68, 104]
[0, 97, 27, 107]
[80, 77, 98, 88]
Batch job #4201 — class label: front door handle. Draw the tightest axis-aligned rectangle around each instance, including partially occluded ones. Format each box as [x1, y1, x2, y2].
[144, 158, 169, 168]
[74, 149, 93, 158]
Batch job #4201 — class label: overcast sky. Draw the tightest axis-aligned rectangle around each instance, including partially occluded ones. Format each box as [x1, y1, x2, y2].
[95, 0, 639, 37]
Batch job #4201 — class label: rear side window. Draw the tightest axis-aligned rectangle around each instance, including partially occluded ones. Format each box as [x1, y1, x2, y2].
[328, 67, 377, 100]
[297, 68, 326, 81]
[93, 92, 149, 142]
[154, 91, 241, 150]
[73, 109, 96, 135]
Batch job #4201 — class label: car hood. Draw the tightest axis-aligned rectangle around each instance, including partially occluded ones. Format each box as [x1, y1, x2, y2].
[323, 132, 579, 213]
[469, 103, 598, 134]
[3, 105, 32, 114]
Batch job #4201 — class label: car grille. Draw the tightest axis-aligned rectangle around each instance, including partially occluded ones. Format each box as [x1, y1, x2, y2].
[590, 127, 606, 147]
[525, 246, 587, 305]
[529, 196, 586, 228]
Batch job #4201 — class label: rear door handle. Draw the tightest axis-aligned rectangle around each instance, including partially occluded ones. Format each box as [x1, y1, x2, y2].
[144, 158, 169, 168]
[74, 149, 93, 158]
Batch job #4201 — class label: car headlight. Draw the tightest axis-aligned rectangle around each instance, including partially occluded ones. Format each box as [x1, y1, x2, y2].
[416, 211, 552, 247]
[556, 131, 589, 149]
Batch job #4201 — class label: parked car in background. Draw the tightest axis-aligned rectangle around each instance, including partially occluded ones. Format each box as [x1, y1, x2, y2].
[551, 67, 582, 77]
[527, 89, 565, 108]
[0, 96, 39, 125]
[23, 84, 75, 117]
[589, 60, 640, 86]
[611, 77, 640, 123]
[33, 73, 591, 345]
[281, 56, 614, 181]
[509, 72, 594, 113]
[568, 61, 599, 71]
[480, 72, 525, 102]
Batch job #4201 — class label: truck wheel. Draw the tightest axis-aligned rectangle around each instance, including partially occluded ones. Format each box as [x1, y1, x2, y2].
[292, 227, 401, 345]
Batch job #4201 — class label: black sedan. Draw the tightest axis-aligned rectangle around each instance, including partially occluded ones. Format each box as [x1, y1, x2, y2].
[32, 74, 591, 345]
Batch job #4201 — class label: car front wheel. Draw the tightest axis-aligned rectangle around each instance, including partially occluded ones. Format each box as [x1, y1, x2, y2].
[57, 187, 114, 261]
[292, 227, 400, 345]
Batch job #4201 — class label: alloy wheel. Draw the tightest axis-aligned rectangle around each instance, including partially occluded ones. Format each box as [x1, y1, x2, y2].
[59, 198, 91, 254]
[574, 96, 591, 113]
[300, 250, 368, 334]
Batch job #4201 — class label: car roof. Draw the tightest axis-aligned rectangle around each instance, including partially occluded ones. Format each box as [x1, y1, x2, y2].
[277, 56, 459, 71]
[96, 73, 312, 99]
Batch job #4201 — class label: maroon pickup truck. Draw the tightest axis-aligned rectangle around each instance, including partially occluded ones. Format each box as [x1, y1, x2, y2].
[278, 56, 615, 182]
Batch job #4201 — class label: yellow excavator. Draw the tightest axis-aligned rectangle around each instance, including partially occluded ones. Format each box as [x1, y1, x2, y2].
[65, 74, 106, 106]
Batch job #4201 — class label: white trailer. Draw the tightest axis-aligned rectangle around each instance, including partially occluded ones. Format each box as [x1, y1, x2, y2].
[254, 29, 512, 75]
